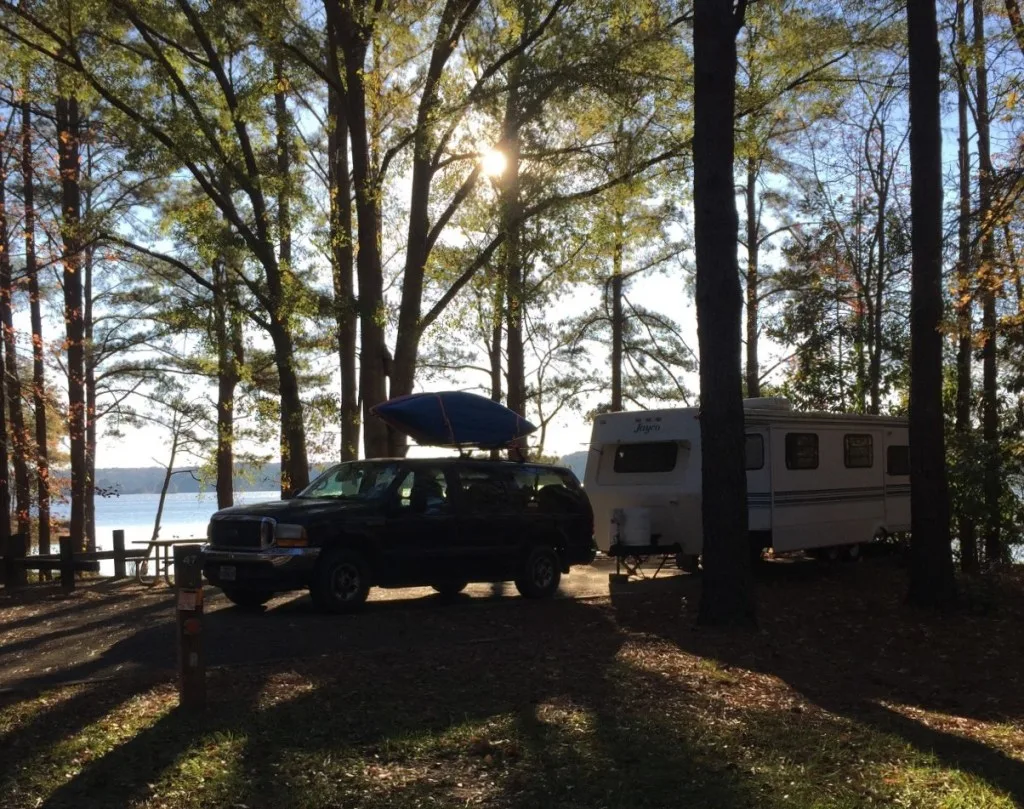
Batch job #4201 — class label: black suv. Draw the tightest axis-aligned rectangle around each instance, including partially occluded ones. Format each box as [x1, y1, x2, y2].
[201, 458, 595, 612]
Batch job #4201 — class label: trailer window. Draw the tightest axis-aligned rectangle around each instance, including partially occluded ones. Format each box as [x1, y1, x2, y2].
[785, 433, 818, 470]
[844, 434, 874, 468]
[745, 434, 764, 470]
[613, 442, 678, 474]
[887, 445, 910, 476]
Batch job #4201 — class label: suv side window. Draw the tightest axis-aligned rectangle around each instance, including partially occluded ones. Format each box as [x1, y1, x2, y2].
[394, 467, 450, 515]
[457, 468, 512, 514]
[512, 467, 583, 513]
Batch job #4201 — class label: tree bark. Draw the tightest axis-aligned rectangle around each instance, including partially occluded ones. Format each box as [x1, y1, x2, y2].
[271, 323, 309, 497]
[0, 134, 30, 540]
[1005, 0, 1024, 58]
[694, 0, 755, 628]
[745, 157, 760, 398]
[151, 424, 179, 543]
[272, 61, 309, 496]
[83, 239, 96, 552]
[332, 9, 389, 459]
[501, 86, 526, 429]
[21, 97, 49, 565]
[869, 123, 886, 415]
[906, 0, 956, 607]
[390, 0, 480, 417]
[974, 0, 1002, 565]
[275, 58, 292, 274]
[610, 209, 625, 412]
[326, 11, 359, 462]
[213, 255, 239, 509]
[56, 95, 87, 553]
[954, 0, 976, 573]
[489, 269, 504, 404]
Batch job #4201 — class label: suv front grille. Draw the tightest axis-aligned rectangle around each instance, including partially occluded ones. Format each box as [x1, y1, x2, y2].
[210, 520, 264, 549]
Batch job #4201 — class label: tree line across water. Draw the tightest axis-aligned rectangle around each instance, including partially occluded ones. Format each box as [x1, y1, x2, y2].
[0, 0, 1018, 619]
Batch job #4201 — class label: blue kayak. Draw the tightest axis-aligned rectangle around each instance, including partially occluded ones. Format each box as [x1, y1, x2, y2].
[370, 391, 536, 449]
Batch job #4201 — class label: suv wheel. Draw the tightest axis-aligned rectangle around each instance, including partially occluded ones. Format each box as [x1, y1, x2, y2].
[515, 545, 561, 599]
[432, 581, 468, 599]
[312, 550, 370, 614]
[221, 587, 274, 610]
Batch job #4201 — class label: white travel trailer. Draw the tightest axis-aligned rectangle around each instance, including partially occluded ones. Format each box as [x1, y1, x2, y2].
[584, 398, 910, 564]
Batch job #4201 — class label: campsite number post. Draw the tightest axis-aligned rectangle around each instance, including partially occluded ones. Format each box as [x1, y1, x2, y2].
[174, 545, 206, 712]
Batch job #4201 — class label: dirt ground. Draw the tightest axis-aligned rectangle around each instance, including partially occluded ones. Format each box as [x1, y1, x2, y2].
[0, 557, 652, 689]
[4, 555, 1024, 808]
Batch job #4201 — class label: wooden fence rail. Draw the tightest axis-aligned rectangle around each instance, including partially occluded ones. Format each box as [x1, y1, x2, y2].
[0, 529, 152, 592]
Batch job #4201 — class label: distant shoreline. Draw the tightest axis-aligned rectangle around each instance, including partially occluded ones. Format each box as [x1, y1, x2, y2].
[50, 454, 587, 496]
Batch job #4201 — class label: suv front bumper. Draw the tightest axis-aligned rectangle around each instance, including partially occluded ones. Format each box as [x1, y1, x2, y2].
[202, 545, 321, 590]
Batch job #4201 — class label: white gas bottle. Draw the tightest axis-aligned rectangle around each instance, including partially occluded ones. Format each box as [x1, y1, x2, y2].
[619, 507, 652, 546]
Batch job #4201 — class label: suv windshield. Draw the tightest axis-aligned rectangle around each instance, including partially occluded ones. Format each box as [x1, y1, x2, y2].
[297, 462, 401, 500]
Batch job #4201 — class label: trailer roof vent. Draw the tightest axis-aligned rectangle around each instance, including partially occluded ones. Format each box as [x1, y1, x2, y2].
[743, 396, 792, 411]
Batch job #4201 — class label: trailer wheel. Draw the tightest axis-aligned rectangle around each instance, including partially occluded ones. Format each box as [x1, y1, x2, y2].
[676, 553, 700, 574]
[810, 546, 842, 563]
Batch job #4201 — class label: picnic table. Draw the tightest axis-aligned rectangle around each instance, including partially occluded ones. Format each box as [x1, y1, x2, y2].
[131, 537, 206, 586]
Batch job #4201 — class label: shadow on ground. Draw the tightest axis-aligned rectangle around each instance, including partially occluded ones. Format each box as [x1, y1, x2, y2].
[2, 596, 776, 809]
[2, 558, 1023, 808]
[609, 557, 1024, 805]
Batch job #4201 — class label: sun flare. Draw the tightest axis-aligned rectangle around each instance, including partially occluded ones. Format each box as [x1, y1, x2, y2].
[481, 147, 508, 177]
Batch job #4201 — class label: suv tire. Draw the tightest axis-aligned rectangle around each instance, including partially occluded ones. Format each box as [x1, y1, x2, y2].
[221, 587, 274, 609]
[432, 582, 468, 599]
[311, 549, 371, 613]
[515, 545, 561, 599]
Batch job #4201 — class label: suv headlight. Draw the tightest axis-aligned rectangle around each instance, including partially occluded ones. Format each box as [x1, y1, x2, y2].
[260, 518, 275, 546]
[274, 523, 308, 547]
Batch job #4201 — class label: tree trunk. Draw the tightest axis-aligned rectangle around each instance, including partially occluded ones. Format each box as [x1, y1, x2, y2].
[906, 0, 956, 607]
[489, 269, 504, 403]
[340, 34, 389, 458]
[501, 103, 525, 426]
[21, 98, 49, 566]
[0, 138, 30, 540]
[955, 0, 976, 573]
[694, 0, 755, 628]
[213, 256, 238, 509]
[974, 0, 1002, 565]
[151, 425, 179, 542]
[271, 322, 309, 497]
[83, 241, 96, 553]
[869, 125, 886, 415]
[275, 59, 292, 273]
[326, 13, 359, 462]
[744, 158, 760, 398]
[272, 61, 309, 496]
[1005, 0, 1024, 58]
[56, 95, 87, 553]
[0, 266, 8, 549]
[390, 1, 481, 422]
[611, 210, 625, 412]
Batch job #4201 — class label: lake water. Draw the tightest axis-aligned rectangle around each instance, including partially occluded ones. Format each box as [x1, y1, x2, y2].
[50, 491, 281, 573]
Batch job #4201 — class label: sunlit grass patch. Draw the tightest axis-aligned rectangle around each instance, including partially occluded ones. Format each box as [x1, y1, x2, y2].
[883, 762, 1018, 809]
[0, 683, 176, 807]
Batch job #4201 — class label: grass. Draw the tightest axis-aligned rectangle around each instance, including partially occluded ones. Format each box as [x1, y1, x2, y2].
[2, 560, 1024, 808]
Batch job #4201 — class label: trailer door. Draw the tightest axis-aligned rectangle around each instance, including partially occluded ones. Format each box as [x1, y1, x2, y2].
[745, 430, 771, 532]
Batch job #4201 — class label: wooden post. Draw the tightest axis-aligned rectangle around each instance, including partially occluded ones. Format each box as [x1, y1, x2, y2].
[1, 533, 10, 589]
[112, 530, 126, 579]
[175, 544, 206, 712]
[59, 535, 74, 593]
[9, 533, 27, 588]
[1, 533, 24, 589]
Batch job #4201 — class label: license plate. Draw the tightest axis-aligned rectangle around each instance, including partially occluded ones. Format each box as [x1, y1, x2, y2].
[220, 565, 236, 581]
